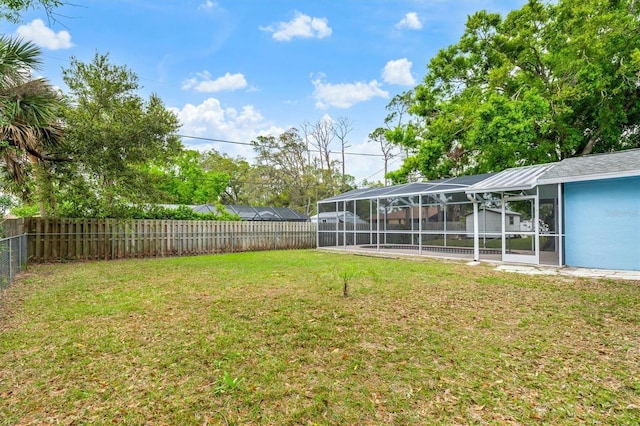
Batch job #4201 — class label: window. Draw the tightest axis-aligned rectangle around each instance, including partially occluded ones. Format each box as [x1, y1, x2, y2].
[509, 216, 514, 225]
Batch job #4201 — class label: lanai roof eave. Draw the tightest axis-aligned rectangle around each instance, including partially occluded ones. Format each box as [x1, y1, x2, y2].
[465, 164, 557, 194]
[318, 173, 497, 203]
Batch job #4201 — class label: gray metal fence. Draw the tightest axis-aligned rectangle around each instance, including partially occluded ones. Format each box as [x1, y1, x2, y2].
[0, 234, 28, 291]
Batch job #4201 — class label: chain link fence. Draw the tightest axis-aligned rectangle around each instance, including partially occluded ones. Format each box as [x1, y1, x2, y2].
[0, 234, 28, 291]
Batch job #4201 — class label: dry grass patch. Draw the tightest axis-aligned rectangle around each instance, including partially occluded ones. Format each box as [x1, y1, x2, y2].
[1, 250, 639, 424]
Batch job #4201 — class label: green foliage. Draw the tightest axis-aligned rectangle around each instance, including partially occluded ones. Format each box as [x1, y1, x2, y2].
[336, 267, 359, 297]
[386, 0, 640, 181]
[0, 193, 14, 214]
[55, 52, 183, 214]
[200, 149, 252, 205]
[10, 202, 39, 217]
[54, 201, 239, 220]
[142, 204, 239, 221]
[214, 371, 244, 395]
[0, 0, 62, 23]
[146, 150, 230, 205]
[0, 36, 65, 214]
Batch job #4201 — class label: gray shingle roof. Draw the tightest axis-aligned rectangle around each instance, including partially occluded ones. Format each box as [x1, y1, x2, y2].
[161, 204, 309, 221]
[538, 148, 640, 184]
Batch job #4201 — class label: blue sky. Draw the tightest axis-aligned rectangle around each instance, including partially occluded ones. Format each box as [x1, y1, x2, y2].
[2, 0, 527, 183]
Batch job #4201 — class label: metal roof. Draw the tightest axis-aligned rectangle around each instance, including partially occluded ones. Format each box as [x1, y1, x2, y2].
[538, 148, 640, 184]
[320, 150, 640, 203]
[319, 173, 496, 203]
[465, 164, 556, 194]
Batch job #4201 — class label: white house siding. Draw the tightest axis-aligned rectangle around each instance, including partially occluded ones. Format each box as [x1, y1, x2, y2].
[465, 209, 520, 233]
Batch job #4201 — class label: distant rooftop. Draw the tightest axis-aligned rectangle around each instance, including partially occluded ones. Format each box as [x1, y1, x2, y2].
[160, 204, 309, 222]
[225, 205, 309, 222]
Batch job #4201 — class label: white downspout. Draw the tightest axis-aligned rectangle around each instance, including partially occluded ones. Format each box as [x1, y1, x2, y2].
[467, 193, 480, 262]
[558, 183, 564, 266]
[419, 194, 423, 255]
[501, 192, 506, 260]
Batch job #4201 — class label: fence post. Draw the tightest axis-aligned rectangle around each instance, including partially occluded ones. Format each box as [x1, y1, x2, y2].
[274, 227, 278, 250]
[8, 238, 12, 280]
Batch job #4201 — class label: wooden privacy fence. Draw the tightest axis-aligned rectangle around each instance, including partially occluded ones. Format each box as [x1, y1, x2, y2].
[22, 218, 317, 262]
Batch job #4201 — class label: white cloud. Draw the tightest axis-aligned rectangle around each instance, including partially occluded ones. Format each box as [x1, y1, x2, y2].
[199, 0, 217, 10]
[260, 11, 332, 41]
[382, 58, 415, 86]
[312, 75, 388, 109]
[169, 98, 284, 157]
[396, 12, 422, 30]
[182, 71, 247, 93]
[15, 19, 73, 50]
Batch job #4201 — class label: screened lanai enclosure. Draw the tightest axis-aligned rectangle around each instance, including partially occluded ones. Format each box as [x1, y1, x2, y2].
[317, 168, 563, 267]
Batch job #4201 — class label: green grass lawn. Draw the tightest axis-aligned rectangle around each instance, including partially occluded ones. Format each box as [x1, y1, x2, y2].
[1, 250, 639, 424]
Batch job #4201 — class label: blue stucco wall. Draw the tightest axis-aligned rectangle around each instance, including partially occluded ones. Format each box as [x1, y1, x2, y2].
[564, 176, 640, 271]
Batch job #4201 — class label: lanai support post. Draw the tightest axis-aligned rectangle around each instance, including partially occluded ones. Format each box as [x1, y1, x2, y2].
[335, 201, 339, 248]
[369, 199, 373, 245]
[376, 198, 380, 252]
[467, 193, 480, 262]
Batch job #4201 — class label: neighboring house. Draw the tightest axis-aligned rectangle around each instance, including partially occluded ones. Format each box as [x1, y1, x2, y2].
[225, 205, 310, 222]
[161, 204, 310, 222]
[370, 206, 441, 226]
[464, 208, 521, 233]
[310, 211, 368, 225]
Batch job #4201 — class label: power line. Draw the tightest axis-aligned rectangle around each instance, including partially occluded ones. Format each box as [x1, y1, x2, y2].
[177, 133, 387, 158]
[177, 134, 253, 146]
[358, 158, 402, 186]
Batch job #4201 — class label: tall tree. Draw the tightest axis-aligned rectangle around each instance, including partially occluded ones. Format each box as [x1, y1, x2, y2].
[302, 117, 335, 178]
[146, 150, 230, 205]
[59, 53, 182, 216]
[333, 116, 353, 191]
[199, 149, 251, 205]
[386, 0, 640, 181]
[251, 129, 314, 213]
[368, 128, 396, 187]
[250, 128, 347, 214]
[0, 36, 64, 214]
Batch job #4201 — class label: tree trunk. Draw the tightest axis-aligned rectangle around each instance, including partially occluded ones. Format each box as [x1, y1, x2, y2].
[580, 135, 599, 156]
[28, 154, 56, 216]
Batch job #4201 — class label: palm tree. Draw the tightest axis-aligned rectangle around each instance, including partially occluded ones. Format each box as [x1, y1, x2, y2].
[0, 35, 65, 215]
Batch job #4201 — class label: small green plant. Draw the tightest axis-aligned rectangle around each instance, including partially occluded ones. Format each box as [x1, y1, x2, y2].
[214, 371, 243, 395]
[337, 268, 358, 297]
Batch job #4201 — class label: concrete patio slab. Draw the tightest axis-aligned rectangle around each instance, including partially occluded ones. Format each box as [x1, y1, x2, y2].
[495, 264, 640, 281]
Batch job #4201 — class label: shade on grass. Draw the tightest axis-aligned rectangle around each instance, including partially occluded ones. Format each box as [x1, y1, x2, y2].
[1, 250, 639, 424]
